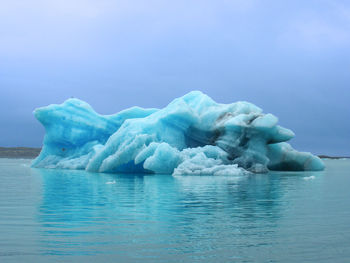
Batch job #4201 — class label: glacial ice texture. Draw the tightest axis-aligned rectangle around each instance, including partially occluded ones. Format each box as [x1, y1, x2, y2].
[32, 91, 325, 175]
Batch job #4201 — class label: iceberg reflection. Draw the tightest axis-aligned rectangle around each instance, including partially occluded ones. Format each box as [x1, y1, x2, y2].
[29, 168, 323, 258]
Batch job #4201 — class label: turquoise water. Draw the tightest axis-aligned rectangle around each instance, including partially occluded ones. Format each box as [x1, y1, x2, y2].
[0, 159, 349, 262]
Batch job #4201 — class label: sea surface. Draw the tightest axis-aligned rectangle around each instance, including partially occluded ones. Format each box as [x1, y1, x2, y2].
[0, 158, 349, 263]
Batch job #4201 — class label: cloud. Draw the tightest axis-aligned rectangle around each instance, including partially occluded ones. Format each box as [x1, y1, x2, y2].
[277, 1, 350, 50]
[0, 0, 258, 58]
[0, 0, 113, 18]
[281, 20, 350, 48]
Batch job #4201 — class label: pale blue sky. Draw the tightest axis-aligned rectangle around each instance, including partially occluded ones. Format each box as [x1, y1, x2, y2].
[0, 0, 349, 155]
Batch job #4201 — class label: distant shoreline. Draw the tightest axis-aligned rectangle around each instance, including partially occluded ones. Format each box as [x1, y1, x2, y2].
[0, 147, 349, 160]
[317, 155, 350, 159]
[0, 147, 41, 159]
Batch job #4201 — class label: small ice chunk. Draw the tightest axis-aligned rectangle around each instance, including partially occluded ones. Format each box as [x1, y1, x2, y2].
[303, 176, 315, 180]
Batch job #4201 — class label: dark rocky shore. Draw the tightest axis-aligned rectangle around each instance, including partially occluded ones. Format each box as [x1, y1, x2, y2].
[0, 147, 41, 158]
[318, 155, 350, 159]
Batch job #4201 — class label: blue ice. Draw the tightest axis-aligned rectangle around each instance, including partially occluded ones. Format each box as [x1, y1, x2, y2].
[31, 91, 325, 175]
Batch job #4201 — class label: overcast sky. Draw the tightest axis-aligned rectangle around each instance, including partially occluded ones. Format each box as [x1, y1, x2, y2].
[0, 0, 349, 155]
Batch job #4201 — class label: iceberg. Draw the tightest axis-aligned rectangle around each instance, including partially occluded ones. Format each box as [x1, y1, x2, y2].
[31, 91, 324, 175]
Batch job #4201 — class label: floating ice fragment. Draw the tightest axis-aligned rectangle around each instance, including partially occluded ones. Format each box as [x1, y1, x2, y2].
[31, 91, 324, 175]
[303, 176, 316, 180]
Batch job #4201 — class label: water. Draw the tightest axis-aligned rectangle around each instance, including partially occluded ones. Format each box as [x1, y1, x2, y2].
[0, 159, 349, 262]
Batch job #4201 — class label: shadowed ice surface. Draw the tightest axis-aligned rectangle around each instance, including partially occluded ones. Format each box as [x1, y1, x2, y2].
[0, 158, 349, 262]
